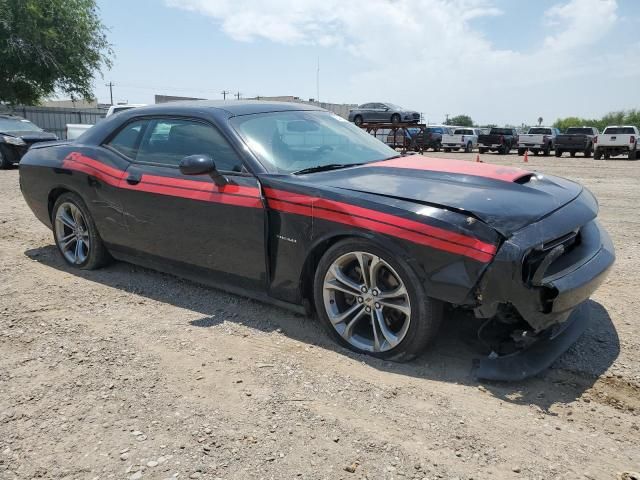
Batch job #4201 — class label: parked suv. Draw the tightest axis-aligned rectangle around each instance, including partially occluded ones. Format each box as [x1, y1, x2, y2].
[517, 127, 559, 156]
[348, 103, 420, 126]
[555, 127, 599, 158]
[594, 126, 639, 160]
[413, 126, 452, 152]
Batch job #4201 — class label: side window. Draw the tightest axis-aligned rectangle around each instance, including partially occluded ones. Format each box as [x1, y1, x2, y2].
[106, 120, 148, 159]
[135, 118, 244, 172]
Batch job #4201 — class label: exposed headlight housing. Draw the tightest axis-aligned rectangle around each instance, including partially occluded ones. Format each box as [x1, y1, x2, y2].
[1, 135, 26, 146]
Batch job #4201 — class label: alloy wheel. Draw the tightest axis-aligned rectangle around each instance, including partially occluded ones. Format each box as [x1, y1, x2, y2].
[55, 202, 90, 265]
[322, 251, 411, 353]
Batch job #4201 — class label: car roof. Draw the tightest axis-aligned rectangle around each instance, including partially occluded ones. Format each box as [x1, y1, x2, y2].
[130, 100, 325, 117]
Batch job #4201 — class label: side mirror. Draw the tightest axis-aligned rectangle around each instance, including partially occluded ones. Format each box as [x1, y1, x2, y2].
[179, 154, 228, 186]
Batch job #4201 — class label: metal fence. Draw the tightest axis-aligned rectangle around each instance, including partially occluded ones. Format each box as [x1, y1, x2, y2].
[0, 105, 107, 139]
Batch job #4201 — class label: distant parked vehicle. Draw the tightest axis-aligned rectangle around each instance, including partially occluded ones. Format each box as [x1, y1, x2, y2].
[477, 127, 518, 154]
[66, 104, 147, 140]
[555, 127, 599, 158]
[412, 126, 452, 152]
[594, 126, 639, 160]
[442, 128, 482, 152]
[0, 115, 57, 169]
[348, 103, 420, 126]
[385, 128, 420, 149]
[517, 127, 559, 156]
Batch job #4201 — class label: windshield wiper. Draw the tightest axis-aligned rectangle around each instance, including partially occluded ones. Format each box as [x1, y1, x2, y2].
[293, 163, 362, 175]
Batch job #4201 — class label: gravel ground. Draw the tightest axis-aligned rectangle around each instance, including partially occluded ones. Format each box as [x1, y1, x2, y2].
[1, 152, 639, 480]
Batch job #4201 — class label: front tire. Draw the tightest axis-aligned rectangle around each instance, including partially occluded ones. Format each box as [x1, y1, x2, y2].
[0, 149, 12, 169]
[353, 115, 363, 126]
[391, 114, 401, 125]
[313, 239, 443, 362]
[52, 192, 111, 270]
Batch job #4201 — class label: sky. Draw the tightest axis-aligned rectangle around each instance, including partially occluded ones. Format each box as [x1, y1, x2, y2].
[91, 0, 640, 125]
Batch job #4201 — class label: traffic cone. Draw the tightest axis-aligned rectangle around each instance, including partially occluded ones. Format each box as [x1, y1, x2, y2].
[524, 150, 529, 163]
[476, 153, 482, 163]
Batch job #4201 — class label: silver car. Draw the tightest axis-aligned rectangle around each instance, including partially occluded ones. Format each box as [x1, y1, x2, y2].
[348, 102, 421, 126]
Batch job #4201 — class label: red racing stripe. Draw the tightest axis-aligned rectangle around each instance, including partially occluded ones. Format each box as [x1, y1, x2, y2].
[264, 187, 496, 256]
[268, 198, 493, 263]
[62, 152, 262, 208]
[370, 155, 531, 183]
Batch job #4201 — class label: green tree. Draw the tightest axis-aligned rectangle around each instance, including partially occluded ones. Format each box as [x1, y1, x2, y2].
[553, 109, 640, 132]
[0, 0, 112, 105]
[448, 114, 474, 127]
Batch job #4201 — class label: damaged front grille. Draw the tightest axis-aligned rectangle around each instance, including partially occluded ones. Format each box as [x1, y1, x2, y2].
[522, 229, 580, 285]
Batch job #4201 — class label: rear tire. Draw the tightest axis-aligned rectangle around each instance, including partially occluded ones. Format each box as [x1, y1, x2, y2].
[543, 143, 551, 156]
[52, 192, 111, 270]
[517, 148, 525, 156]
[629, 149, 637, 160]
[555, 149, 562, 157]
[465, 142, 472, 153]
[443, 148, 451, 152]
[391, 114, 401, 125]
[533, 149, 539, 156]
[594, 148, 602, 160]
[479, 147, 487, 154]
[570, 151, 576, 158]
[354, 115, 363, 126]
[584, 147, 592, 158]
[0, 149, 12, 169]
[313, 239, 444, 362]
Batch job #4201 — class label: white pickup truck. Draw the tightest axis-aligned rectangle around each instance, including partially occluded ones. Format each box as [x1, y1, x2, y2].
[441, 128, 482, 152]
[594, 125, 639, 160]
[66, 104, 146, 140]
[517, 127, 560, 156]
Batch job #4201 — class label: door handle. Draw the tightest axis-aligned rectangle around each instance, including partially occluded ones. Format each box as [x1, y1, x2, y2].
[126, 173, 142, 185]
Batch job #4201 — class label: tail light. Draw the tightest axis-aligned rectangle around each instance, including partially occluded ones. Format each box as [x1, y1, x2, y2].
[593, 136, 598, 144]
[543, 135, 549, 142]
[631, 136, 635, 144]
[499, 135, 504, 143]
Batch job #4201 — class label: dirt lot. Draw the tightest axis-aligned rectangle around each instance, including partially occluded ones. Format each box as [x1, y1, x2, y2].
[1, 152, 639, 480]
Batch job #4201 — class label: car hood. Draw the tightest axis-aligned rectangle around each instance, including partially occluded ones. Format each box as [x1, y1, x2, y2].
[1, 131, 58, 142]
[304, 155, 583, 236]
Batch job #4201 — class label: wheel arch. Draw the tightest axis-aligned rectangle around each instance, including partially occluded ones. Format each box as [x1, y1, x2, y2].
[48, 186, 78, 221]
[299, 230, 419, 314]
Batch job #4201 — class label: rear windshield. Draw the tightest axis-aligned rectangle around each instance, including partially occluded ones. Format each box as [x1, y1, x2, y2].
[488, 128, 511, 135]
[528, 128, 552, 134]
[566, 127, 595, 134]
[454, 129, 474, 135]
[603, 127, 635, 134]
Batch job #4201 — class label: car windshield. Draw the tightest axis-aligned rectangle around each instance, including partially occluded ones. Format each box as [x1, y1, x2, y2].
[0, 117, 43, 133]
[528, 128, 551, 134]
[230, 111, 398, 173]
[489, 128, 510, 135]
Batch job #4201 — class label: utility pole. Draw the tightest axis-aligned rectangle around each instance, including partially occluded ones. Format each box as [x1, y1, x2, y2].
[235, 91, 242, 100]
[316, 56, 320, 104]
[445, 113, 450, 125]
[105, 82, 115, 105]
[221, 90, 230, 100]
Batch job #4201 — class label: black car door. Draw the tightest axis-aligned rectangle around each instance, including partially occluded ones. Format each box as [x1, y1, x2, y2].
[104, 116, 266, 291]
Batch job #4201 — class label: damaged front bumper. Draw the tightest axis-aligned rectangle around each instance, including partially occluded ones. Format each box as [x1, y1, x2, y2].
[471, 189, 615, 379]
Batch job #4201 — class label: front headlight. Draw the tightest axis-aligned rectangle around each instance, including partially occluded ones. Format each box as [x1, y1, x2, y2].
[2, 135, 26, 146]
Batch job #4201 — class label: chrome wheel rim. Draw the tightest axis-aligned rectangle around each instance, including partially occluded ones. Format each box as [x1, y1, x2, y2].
[54, 202, 90, 265]
[322, 251, 411, 353]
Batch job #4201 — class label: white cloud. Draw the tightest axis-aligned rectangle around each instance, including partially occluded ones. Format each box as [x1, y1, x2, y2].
[544, 0, 617, 50]
[164, 0, 635, 124]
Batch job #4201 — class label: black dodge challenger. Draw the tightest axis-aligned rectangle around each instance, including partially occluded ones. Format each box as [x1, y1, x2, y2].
[19, 101, 615, 379]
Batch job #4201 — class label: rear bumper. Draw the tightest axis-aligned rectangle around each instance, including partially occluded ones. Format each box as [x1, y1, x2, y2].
[475, 190, 614, 332]
[556, 142, 588, 150]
